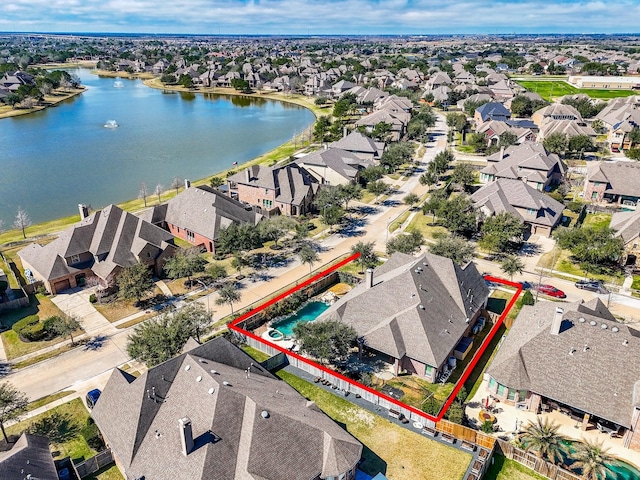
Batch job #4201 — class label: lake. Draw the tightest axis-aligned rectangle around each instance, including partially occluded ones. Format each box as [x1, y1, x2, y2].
[0, 68, 315, 225]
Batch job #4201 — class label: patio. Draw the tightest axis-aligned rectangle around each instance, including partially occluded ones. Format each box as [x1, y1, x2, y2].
[466, 377, 640, 470]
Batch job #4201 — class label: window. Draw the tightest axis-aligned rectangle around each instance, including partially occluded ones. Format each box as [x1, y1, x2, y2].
[489, 377, 496, 389]
[425, 365, 433, 375]
[262, 199, 273, 208]
[187, 230, 195, 242]
[496, 384, 506, 397]
[70, 254, 80, 264]
[526, 208, 537, 216]
[592, 191, 598, 200]
[507, 389, 517, 401]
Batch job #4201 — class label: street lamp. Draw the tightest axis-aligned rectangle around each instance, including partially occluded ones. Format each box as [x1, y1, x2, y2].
[195, 279, 211, 313]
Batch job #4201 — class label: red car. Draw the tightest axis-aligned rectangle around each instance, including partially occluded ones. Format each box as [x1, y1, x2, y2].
[535, 284, 566, 298]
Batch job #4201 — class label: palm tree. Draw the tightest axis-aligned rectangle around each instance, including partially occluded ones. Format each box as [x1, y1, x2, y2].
[215, 282, 241, 315]
[298, 243, 320, 275]
[570, 439, 618, 480]
[519, 417, 569, 465]
[500, 255, 525, 281]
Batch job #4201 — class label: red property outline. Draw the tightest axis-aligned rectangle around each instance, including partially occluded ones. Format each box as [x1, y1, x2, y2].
[229, 253, 522, 422]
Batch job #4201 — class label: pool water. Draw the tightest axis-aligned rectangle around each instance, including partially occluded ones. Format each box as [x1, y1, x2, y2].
[607, 460, 640, 480]
[271, 301, 330, 338]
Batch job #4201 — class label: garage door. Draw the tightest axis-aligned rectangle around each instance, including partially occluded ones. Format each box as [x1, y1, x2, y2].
[53, 279, 71, 293]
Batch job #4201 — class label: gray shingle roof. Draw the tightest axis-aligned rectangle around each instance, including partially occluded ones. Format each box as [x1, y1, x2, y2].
[19, 205, 175, 282]
[610, 210, 640, 244]
[330, 131, 384, 159]
[487, 299, 640, 428]
[297, 148, 373, 183]
[162, 186, 262, 240]
[471, 179, 565, 227]
[0, 433, 57, 480]
[318, 253, 489, 368]
[91, 337, 362, 480]
[586, 161, 640, 198]
[482, 142, 565, 183]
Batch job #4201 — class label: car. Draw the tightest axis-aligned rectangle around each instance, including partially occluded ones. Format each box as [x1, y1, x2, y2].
[534, 284, 566, 298]
[86, 388, 101, 409]
[575, 280, 607, 293]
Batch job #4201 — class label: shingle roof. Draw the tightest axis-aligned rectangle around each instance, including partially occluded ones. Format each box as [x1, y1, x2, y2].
[297, 148, 373, 182]
[487, 299, 640, 427]
[18, 205, 175, 282]
[228, 164, 319, 206]
[330, 131, 383, 158]
[162, 186, 262, 240]
[476, 102, 511, 122]
[92, 337, 362, 480]
[471, 179, 565, 227]
[0, 433, 58, 480]
[318, 253, 489, 368]
[610, 210, 640, 244]
[481, 142, 565, 181]
[586, 161, 640, 197]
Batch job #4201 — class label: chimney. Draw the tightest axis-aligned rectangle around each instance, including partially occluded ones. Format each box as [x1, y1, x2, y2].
[343, 126, 348, 138]
[551, 307, 564, 335]
[184, 179, 191, 189]
[498, 146, 505, 161]
[178, 417, 194, 456]
[78, 204, 90, 220]
[246, 168, 251, 182]
[365, 268, 374, 289]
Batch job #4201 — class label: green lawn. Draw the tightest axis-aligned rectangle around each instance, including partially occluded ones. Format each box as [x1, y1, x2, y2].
[516, 80, 638, 101]
[6, 398, 97, 462]
[406, 212, 448, 240]
[85, 464, 125, 480]
[582, 213, 612, 229]
[26, 391, 75, 412]
[484, 455, 547, 480]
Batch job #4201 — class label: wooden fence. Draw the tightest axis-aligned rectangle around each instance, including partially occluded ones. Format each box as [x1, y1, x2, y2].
[0, 251, 29, 310]
[496, 439, 581, 480]
[73, 449, 115, 478]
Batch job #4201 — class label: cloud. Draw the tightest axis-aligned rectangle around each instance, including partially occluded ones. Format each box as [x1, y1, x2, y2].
[0, 0, 639, 33]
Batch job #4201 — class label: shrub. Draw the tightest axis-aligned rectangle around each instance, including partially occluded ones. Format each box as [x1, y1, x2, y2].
[89, 293, 97, 303]
[566, 201, 584, 213]
[481, 420, 494, 433]
[12, 315, 39, 335]
[20, 322, 47, 341]
[521, 290, 535, 306]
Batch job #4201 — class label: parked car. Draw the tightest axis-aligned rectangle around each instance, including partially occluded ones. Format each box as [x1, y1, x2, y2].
[575, 280, 608, 293]
[86, 389, 101, 409]
[534, 284, 566, 298]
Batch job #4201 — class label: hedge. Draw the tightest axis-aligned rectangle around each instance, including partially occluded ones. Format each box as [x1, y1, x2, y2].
[12, 315, 39, 335]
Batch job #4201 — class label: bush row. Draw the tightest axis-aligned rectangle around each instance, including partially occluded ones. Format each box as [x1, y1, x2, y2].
[13, 315, 64, 342]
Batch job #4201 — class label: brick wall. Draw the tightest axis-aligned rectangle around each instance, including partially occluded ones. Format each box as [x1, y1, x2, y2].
[167, 223, 214, 252]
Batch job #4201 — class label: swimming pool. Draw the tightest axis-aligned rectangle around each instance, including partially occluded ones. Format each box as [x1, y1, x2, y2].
[271, 301, 330, 338]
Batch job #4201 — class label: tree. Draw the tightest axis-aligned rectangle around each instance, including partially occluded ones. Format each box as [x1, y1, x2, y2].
[48, 315, 81, 346]
[231, 252, 247, 274]
[209, 176, 224, 188]
[479, 212, 526, 254]
[381, 142, 415, 172]
[367, 180, 388, 196]
[500, 255, 525, 281]
[360, 165, 386, 184]
[259, 215, 295, 249]
[429, 234, 475, 266]
[446, 112, 467, 133]
[351, 241, 377, 273]
[438, 195, 477, 236]
[178, 74, 193, 88]
[14, 207, 31, 239]
[555, 227, 623, 272]
[0, 383, 28, 443]
[569, 439, 618, 480]
[298, 243, 320, 275]
[568, 135, 595, 156]
[163, 249, 207, 286]
[174, 302, 211, 343]
[386, 230, 424, 255]
[313, 116, 332, 142]
[293, 319, 357, 365]
[403, 193, 420, 208]
[519, 417, 569, 465]
[451, 162, 475, 191]
[499, 131, 518, 148]
[117, 262, 155, 305]
[372, 121, 393, 142]
[467, 133, 488, 153]
[171, 176, 182, 194]
[154, 183, 163, 204]
[543, 132, 569, 155]
[339, 183, 363, 210]
[314, 185, 344, 211]
[138, 182, 149, 207]
[206, 263, 227, 282]
[215, 223, 263, 255]
[628, 127, 640, 148]
[215, 282, 241, 314]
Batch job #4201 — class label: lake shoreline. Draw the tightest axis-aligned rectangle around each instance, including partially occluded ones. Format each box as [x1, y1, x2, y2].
[0, 87, 86, 120]
[0, 71, 324, 247]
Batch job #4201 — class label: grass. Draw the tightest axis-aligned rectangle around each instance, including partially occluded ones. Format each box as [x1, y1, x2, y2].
[465, 324, 507, 401]
[484, 455, 547, 480]
[12, 342, 79, 369]
[26, 391, 76, 412]
[114, 312, 158, 330]
[360, 190, 377, 205]
[516, 80, 638, 101]
[405, 212, 448, 240]
[93, 287, 163, 322]
[632, 276, 640, 291]
[85, 464, 125, 480]
[241, 345, 271, 362]
[537, 248, 624, 284]
[6, 398, 95, 462]
[582, 213, 612, 229]
[276, 369, 472, 479]
[389, 211, 411, 232]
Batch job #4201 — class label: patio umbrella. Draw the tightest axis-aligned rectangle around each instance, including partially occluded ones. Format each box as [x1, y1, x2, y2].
[485, 397, 489, 409]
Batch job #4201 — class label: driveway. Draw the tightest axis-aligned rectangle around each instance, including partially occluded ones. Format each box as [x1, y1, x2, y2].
[51, 287, 116, 335]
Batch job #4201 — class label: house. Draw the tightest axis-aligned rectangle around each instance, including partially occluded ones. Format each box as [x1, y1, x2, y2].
[354, 109, 409, 142]
[479, 142, 566, 190]
[595, 96, 640, 151]
[143, 185, 262, 253]
[317, 252, 489, 382]
[91, 336, 363, 480]
[476, 120, 537, 147]
[532, 103, 583, 126]
[486, 299, 640, 451]
[330, 131, 385, 161]
[610, 209, 640, 266]
[19, 204, 176, 294]
[583, 161, 640, 206]
[0, 433, 58, 480]
[471, 178, 565, 237]
[226, 164, 320, 216]
[474, 102, 511, 124]
[296, 148, 374, 185]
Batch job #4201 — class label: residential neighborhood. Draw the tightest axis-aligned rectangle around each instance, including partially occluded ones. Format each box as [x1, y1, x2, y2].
[2, 31, 640, 480]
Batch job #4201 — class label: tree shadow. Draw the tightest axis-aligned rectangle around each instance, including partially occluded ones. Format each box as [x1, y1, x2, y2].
[28, 412, 80, 444]
[381, 199, 400, 207]
[356, 205, 379, 216]
[84, 335, 108, 351]
[0, 362, 11, 378]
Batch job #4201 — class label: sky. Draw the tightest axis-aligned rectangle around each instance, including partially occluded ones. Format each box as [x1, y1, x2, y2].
[2, 0, 640, 35]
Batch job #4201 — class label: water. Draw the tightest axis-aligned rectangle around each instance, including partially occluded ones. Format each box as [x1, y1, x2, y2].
[0, 68, 314, 224]
[271, 301, 331, 337]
